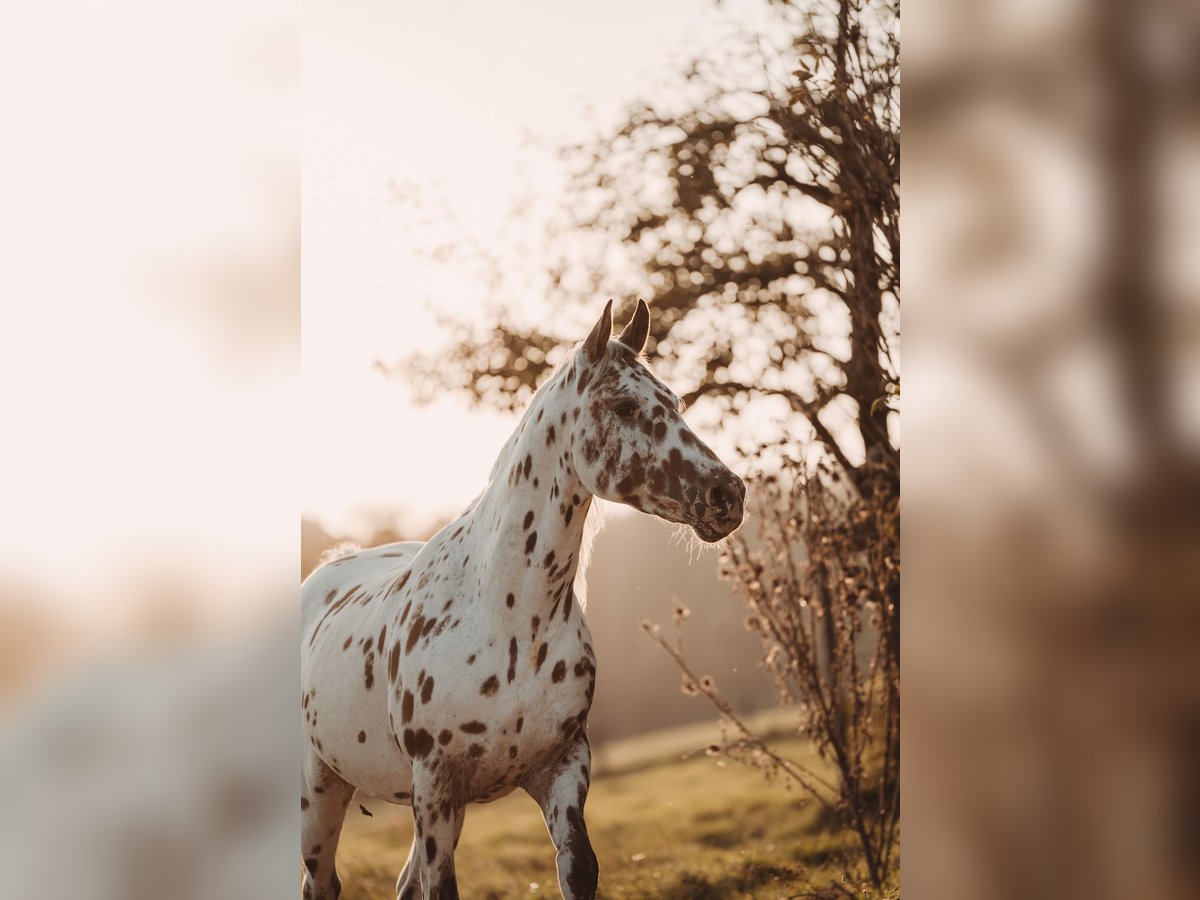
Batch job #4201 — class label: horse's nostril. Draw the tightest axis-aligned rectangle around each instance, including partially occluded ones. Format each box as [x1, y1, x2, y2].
[709, 484, 731, 510]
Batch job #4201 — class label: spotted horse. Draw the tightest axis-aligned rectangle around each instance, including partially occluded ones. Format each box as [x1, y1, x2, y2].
[300, 300, 746, 899]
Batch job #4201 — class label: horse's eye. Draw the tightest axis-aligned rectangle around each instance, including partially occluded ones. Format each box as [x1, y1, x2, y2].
[614, 400, 637, 419]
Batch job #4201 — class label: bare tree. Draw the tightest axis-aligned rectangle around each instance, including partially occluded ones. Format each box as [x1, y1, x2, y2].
[386, 0, 899, 890]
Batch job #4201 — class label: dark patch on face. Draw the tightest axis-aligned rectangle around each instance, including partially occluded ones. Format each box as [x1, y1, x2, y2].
[420, 677, 434, 704]
[460, 720, 487, 734]
[481, 675, 500, 696]
[525, 531, 537, 554]
[552, 660, 567, 683]
[403, 728, 434, 758]
[508, 637, 518, 683]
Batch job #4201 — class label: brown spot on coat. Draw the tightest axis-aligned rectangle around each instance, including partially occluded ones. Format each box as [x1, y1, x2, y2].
[525, 531, 537, 554]
[535, 642, 548, 672]
[552, 660, 567, 683]
[460, 721, 487, 733]
[481, 675, 500, 696]
[357, 730, 366, 743]
[406, 616, 424, 654]
[401, 690, 414, 724]
[403, 728, 434, 758]
[388, 641, 402, 682]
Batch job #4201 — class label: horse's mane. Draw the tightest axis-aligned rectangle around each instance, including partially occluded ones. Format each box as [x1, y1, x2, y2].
[466, 340, 623, 610]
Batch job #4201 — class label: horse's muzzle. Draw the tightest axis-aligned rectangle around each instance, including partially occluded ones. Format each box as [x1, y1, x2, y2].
[692, 472, 746, 542]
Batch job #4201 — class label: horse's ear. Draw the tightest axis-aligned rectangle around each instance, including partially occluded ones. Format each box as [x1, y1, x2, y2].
[583, 299, 613, 363]
[618, 298, 650, 354]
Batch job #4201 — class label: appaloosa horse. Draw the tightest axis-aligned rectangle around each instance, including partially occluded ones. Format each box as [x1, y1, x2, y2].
[300, 300, 745, 899]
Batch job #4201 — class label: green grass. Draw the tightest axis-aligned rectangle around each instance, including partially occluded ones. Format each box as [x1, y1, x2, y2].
[335, 713, 897, 899]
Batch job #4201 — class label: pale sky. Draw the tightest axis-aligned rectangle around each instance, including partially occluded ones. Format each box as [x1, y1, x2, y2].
[302, 0, 764, 536]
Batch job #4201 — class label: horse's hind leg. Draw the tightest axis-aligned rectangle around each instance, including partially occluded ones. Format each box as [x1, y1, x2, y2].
[395, 834, 420, 900]
[301, 752, 355, 900]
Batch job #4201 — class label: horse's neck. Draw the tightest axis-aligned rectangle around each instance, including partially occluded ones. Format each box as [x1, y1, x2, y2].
[470, 374, 593, 617]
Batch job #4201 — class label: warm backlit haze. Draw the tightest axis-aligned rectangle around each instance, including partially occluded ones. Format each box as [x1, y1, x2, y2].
[304, 0, 750, 536]
[0, 0, 1193, 896]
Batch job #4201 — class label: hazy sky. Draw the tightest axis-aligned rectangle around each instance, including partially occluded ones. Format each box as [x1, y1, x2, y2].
[303, 0, 762, 536]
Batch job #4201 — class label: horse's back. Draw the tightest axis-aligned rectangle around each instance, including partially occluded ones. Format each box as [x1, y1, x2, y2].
[300, 541, 424, 641]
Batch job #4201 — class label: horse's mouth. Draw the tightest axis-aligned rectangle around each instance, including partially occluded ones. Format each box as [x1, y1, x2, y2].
[691, 516, 742, 543]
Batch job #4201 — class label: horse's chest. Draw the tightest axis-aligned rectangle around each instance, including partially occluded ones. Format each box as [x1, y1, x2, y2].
[396, 605, 597, 798]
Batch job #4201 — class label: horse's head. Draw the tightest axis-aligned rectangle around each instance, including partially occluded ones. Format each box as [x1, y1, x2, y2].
[568, 300, 746, 543]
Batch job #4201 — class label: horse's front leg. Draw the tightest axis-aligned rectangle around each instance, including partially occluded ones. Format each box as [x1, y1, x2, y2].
[524, 737, 599, 900]
[410, 762, 464, 900]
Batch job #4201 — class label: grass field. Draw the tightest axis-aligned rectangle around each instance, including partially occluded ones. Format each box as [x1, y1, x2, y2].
[333, 711, 898, 899]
